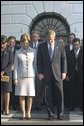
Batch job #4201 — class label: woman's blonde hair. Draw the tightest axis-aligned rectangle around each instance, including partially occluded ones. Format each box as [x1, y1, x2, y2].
[1, 35, 7, 44]
[20, 33, 30, 42]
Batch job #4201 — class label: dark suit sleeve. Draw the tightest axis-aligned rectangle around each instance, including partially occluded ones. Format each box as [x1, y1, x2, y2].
[9, 49, 13, 65]
[4, 49, 13, 73]
[61, 44, 67, 73]
[37, 45, 42, 74]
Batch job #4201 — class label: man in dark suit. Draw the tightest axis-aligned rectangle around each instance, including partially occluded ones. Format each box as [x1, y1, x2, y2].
[7, 36, 20, 110]
[30, 31, 44, 110]
[30, 31, 40, 49]
[37, 29, 67, 120]
[65, 37, 83, 111]
[72, 38, 83, 111]
[64, 33, 76, 109]
[65, 33, 76, 53]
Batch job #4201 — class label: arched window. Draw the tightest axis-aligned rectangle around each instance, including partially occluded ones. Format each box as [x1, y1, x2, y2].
[30, 12, 70, 43]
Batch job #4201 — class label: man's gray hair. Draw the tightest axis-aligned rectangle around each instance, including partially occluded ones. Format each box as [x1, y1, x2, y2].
[31, 30, 39, 36]
[46, 29, 56, 36]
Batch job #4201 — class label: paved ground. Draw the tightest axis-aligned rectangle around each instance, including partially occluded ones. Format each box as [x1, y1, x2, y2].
[1, 109, 83, 125]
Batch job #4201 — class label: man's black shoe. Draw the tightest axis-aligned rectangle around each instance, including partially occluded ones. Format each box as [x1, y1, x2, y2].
[69, 107, 75, 111]
[48, 115, 54, 120]
[57, 113, 63, 120]
[1, 110, 5, 115]
[57, 115, 63, 120]
[48, 112, 54, 120]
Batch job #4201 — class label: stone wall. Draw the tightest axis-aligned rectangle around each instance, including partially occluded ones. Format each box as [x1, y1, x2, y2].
[1, 1, 83, 40]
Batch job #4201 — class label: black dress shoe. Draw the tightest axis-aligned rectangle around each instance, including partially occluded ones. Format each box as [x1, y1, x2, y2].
[57, 115, 63, 120]
[26, 117, 31, 120]
[48, 113, 54, 120]
[5, 110, 10, 115]
[69, 107, 75, 111]
[48, 115, 53, 120]
[1, 110, 5, 115]
[20, 117, 26, 120]
[5, 112, 10, 115]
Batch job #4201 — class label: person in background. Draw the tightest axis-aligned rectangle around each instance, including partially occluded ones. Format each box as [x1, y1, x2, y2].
[30, 31, 40, 49]
[1, 35, 13, 115]
[37, 29, 67, 120]
[13, 33, 36, 119]
[30, 31, 44, 110]
[15, 40, 21, 50]
[7, 36, 20, 110]
[64, 33, 76, 110]
[80, 39, 83, 47]
[72, 38, 83, 111]
[65, 33, 76, 52]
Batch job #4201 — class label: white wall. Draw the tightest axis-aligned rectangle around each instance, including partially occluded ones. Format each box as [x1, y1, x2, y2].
[1, 1, 83, 40]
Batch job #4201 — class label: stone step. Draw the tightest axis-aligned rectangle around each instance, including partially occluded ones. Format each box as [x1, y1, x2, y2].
[1, 110, 83, 125]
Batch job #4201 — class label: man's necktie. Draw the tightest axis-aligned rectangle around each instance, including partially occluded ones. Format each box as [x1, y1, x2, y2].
[75, 49, 78, 59]
[49, 43, 52, 60]
[34, 42, 36, 49]
[74, 50, 78, 70]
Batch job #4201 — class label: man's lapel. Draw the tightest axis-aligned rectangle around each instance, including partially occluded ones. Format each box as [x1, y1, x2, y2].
[44, 42, 51, 62]
[76, 48, 81, 59]
[52, 41, 60, 61]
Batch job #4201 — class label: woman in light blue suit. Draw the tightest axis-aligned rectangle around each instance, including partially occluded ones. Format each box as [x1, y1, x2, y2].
[13, 33, 36, 119]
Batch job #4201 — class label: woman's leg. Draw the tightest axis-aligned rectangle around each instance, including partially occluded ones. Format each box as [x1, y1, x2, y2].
[20, 96, 26, 118]
[26, 96, 32, 118]
[4, 92, 10, 114]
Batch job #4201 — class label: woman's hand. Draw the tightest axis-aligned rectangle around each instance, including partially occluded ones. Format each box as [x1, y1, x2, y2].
[38, 74, 44, 81]
[1, 71, 5, 77]
[65, 76, 70, 81]
[13, 79, 19, 86]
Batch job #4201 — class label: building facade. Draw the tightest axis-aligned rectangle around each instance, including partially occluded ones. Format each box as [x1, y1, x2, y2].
[1, 1, 83, 41]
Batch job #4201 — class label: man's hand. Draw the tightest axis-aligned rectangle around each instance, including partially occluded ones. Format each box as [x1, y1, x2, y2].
[38, 74, 44, 81]
[65, 76, 70, 81]
[62, 73, 66, 80]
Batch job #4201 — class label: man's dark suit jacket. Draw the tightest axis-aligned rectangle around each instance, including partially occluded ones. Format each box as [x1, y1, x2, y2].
[76, 48, 83, 82]
[68, 47, 83, 81]
[37, 41, 67, 81]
